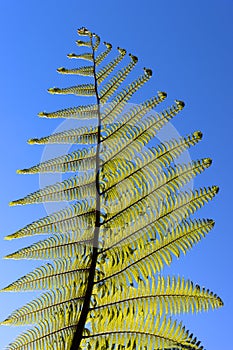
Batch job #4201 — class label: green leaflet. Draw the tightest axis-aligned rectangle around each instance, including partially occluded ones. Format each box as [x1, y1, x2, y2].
[84, 315, 204, 350]
[99, 54, 141, 103]
[28, 125, 98, 145]
[17, 146, 97, 174]
[67, 52, 93, 61]
[101, 90, 167, 129]
[5, 318, 77, 349]
[10, 171, 96, 205]
[92, 275, 223, 318]
[101, 100, 185, 164]
[99, 130, 203, 191]
[57, 65, 94, 76]
[99, 218, 216, 283]
[31, 91, 166, 145]
[96, 47, 127, 84]
[67, 41, 112, 64]
[102, 158, 212, 210]
[48, 83, 96, 96]
[1, 285, 85, 326]
[1, 257, 89, 292]
[5, 199, 95, 239]
[4, 231, 94, 260]
[2, 26, 223, 350]
[97, 188, 218, 289]
[38, 104, 99, 119]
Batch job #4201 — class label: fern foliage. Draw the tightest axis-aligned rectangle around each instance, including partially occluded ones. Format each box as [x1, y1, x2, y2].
[1, 27, 223, 350]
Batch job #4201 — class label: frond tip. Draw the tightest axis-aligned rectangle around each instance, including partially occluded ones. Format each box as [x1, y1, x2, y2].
[77, 27, 92, 36]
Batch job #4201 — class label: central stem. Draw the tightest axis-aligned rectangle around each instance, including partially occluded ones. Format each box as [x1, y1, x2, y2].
[70, 35, 101, 350]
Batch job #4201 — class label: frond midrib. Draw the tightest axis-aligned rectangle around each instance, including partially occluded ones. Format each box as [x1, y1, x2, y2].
[69, 32, 101, 350]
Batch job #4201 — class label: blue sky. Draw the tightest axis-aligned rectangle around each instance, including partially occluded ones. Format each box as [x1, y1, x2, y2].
[0, 0, 232, 348]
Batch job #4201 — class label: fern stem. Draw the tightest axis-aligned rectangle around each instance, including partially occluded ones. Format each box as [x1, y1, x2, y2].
[70, 34, 101, 350]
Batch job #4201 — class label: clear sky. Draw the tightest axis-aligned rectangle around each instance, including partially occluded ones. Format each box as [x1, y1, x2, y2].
[0, 0, 232, 349]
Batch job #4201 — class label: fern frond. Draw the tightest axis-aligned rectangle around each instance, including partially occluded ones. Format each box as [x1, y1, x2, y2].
[57, 65, 94, 76]
[31, 100, 181, 143]
[93, 276, 223, 319]
[77, 27, 92, 37]
[28, 125, 98, 145]
[100, 131, 203, 191]
[93, 33, 100, 51]
[4, 317, 78, 350]
[1, 257, 89, 291]
[95, 42, 112, 65]
[10, 171, 95, 206]
[67, 52, 93, 61]
[2, 26, 222, 350]
[99, 55, 141, 103]
[48, 83, 96, 97]
[101, 157, 207, 229]
[135, 130, 202, 170]
[17, 146, 96, 174]
[101, 186, 219, 251]
[84, 315, 203, 350]
[5, 199, 95, 240]
[4, 231, 93, 260]
[38, 104, 99, 119]
[102, 88, 165, 129]
[74, 31, 100, 51]
[96, 47, 127, 84]
[76, 40, 92, 48]
[67, 41, 112, 64]
[103, 158, 212, 211]
[1, 284, 85, 326]
[99, 218, 215, 284]
[102, 99, 185, 163]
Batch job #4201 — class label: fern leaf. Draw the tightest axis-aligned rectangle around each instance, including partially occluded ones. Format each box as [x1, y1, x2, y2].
[84, 315, 204, 350]
[96, 47, 127, 84]
[38, 104, 99, 119]
[2, 26, 222, 350]
[4, 231, 93, 260]
[103, 158, 212, 211]
[100, 131, 203, 191]
[10, 171, 95, 206]
[101, 186, 219, 250]
[103, 91, 167, 134]
[5, 199, 95, 240]
[4, 318, 78, 349]
[92, 33, 100, 51]
[95, 42, 112, 65]
[76, 39, 92, 48]
[57, 65, 94, 76]
[17, 146, 96, 174]
[102, 99, 185, 163]
[1, 258, 89, 291]
[92, 276, 223, 319]
[28, 125, 98, 145]
[68, 40, 112, 63]
[102, 159, 213, 227]
[77, 27, 93, 37]
[99, 55, 141, 103]
[1, 285, 85, 326]
[99, 218, 216, 284]
[67, 52, 93, 61]
[48, 83, 96, 97]
[102, 89, 166, 128]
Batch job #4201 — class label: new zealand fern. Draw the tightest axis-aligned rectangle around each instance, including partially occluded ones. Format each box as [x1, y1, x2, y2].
[1, 27, 223, 349]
